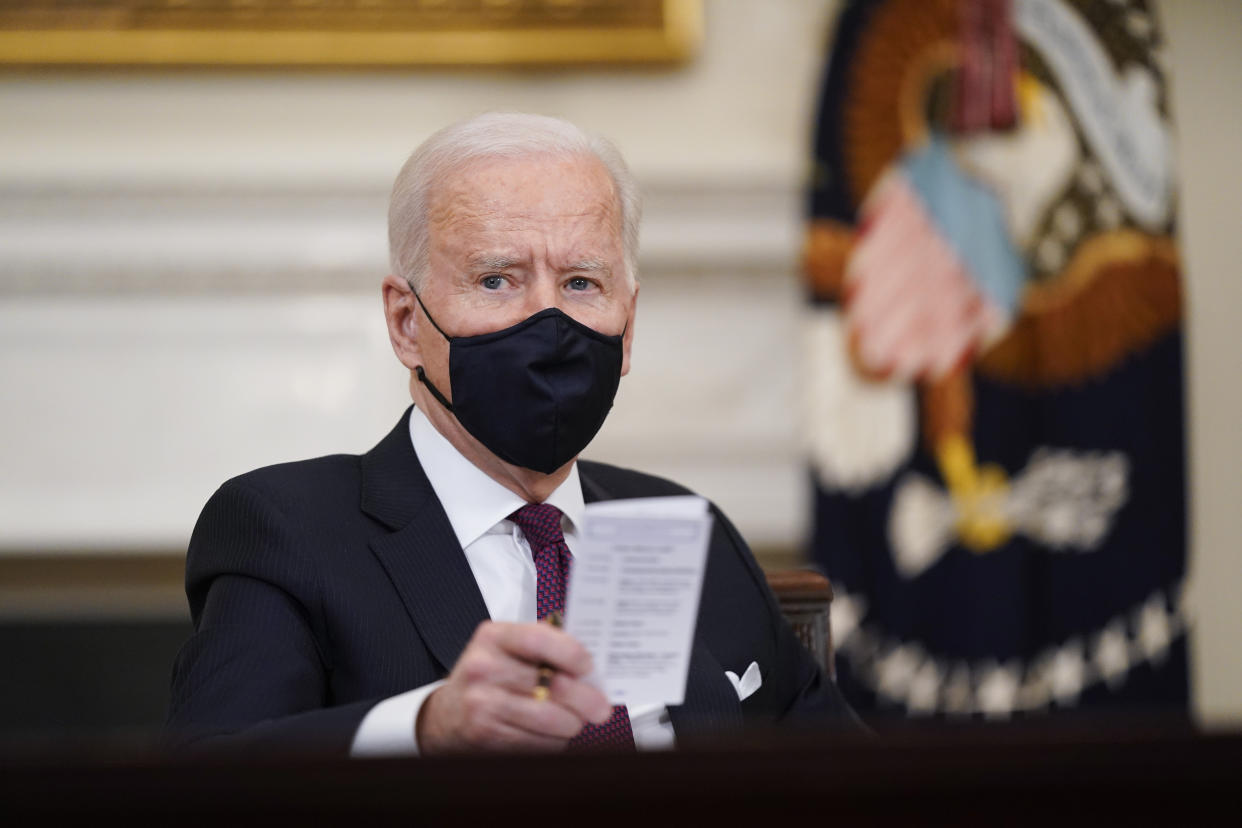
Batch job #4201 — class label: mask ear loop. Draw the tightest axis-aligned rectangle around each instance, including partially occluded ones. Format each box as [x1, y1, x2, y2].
[415, 366, 455, 413]
[411, 289, 452, 341]
[410, 288, 456, 413]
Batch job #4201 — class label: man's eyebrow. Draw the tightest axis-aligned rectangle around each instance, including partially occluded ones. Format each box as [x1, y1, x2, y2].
[469, 254, 521, 270]
[567, 258, 609, 272]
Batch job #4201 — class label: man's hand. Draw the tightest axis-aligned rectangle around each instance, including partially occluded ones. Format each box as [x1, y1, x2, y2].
[417, 621, 613, 754]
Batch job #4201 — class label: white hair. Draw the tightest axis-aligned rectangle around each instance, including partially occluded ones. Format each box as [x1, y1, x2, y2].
[388, 112, 641, 292]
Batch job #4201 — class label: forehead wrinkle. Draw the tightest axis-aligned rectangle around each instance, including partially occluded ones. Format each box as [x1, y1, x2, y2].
[431, 162, 618, 229]
[427, 157, 625, 275]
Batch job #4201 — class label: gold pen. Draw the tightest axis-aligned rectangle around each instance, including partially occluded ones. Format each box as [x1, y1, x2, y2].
[532, 611, 563, 701]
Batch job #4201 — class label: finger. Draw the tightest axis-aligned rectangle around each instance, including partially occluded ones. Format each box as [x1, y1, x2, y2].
[453, 684, 574, 752]
[459, 646, 609, 722]
[456, 646, 543, 695]
[498, 729, 568, 754]
[498, 690, 589, 741]
[485, 622, 593, 677]
[469, 719, 569, 753]
[546, 673, 613, 725]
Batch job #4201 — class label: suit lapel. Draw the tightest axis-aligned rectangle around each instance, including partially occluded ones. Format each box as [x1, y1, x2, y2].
[578, 463, 743, 736]
[362, 407, 491, 674]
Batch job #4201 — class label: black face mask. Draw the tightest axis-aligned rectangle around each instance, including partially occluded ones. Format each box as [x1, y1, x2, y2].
[413, 293, 625, 474]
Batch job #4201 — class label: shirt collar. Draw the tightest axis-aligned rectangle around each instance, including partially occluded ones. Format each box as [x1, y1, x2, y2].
[408, 405, 585, 549]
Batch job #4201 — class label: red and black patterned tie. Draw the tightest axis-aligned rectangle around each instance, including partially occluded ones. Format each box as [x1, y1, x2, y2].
[509, 502, 635, 751]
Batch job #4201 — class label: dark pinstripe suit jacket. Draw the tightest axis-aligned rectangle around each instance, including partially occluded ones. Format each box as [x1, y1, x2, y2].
[167, 407, 853, 752]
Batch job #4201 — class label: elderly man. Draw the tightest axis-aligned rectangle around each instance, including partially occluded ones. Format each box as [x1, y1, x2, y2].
[168, 113, 855, 754]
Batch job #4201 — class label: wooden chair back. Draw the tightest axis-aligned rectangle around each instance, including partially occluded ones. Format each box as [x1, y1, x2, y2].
[764, 569, 836, 680]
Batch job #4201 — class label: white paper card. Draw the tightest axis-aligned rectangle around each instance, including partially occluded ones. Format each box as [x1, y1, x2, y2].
[564, 495, 713, 708]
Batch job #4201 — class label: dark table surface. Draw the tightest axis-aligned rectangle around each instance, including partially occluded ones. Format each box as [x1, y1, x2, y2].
[2, 716, 1239, 825]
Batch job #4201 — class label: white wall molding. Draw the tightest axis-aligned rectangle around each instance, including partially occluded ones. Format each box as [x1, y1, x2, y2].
[0, 175, 802, 295]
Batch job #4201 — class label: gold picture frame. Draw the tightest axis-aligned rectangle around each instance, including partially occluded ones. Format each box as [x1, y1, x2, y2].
[0, 0, 701, 66]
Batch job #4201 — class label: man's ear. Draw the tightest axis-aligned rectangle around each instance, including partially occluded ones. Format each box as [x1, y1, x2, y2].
[382, 274, 423, 372]
[621, 284, 638, 377]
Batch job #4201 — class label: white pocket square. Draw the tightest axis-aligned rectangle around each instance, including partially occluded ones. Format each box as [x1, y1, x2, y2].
[724, 661, 762, 701]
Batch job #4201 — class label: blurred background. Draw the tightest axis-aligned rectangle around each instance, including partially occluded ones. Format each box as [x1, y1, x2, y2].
[0, 0, 1237, 746]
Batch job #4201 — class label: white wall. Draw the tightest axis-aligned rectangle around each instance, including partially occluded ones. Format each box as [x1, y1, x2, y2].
[1160, 0, 1242, 729]
[0, 0, 1237, 724]
[0, 2, 836, 552]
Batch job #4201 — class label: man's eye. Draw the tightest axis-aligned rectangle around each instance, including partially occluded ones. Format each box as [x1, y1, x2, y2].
[481, 275, 505, 290]
[567, 277, 592, 291]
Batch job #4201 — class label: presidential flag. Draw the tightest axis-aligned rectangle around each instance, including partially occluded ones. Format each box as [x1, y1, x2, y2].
[802, 0, 1187, 717]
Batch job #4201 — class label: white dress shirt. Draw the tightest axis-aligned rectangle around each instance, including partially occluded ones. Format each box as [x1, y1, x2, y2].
[350, 406, 674, 756]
